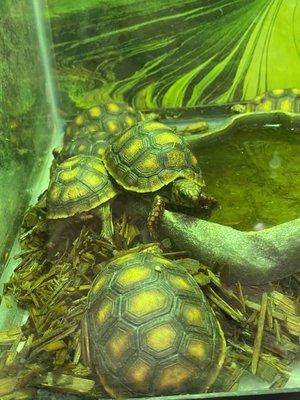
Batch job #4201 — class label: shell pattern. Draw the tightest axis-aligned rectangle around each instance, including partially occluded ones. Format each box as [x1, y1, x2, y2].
[59, 131, 110, 162]
[85, 251, 226, 397]
[104, 120, 203, 193]
[245, 88, 300, 113]
[47, 155, 118, 219]
[64, 101, 144, 144]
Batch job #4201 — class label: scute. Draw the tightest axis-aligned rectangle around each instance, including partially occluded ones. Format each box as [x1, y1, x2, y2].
[88, 106, 102, 118]
[154, 358, 197, 394]
[124, 357, 152, 392]
[104, 121, 203, 193]
[125, 287, 171, 323]
[105, 325, 132, 364]
[153, 130, 183, 145]
[134, 152, 161, 175]
[142, 320, 181, 356]
[185, 336, 210, 362]
[84, 252, 226, 397]
[96, 297, 114, 325]
[119, 137, 144, 163]
[47, 155, 118, 219]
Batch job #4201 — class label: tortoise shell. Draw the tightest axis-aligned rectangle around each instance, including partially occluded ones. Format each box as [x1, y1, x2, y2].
[103, 120, 203, 193]
[234, 88, 300, 113]
[47, 155, 118, 219]
[58, 131, 110, 164]
[84, 251, 226, 397]
[64, 101, 144, 144]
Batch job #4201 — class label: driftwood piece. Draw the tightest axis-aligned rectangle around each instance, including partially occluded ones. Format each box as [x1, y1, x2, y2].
[126, 199, 300, 285]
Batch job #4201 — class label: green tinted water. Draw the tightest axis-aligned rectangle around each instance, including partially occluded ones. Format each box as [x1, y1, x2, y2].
[193, 126, 299, 231]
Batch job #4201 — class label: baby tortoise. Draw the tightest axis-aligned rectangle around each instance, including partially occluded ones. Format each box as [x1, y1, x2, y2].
[82, 249, 226, 397]
[231, 88, 300, 114]
[103, 120, 217, 238]
[64, 101, 144, 144]
[58, 101, 207, 171]
[46, 155, 118, 241]
[50, 101, 146, 174]
[64, 100, 208, 148]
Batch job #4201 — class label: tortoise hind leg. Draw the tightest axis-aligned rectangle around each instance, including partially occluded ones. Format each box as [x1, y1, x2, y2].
[97, 203, 114, 243]
[147, 194, 166, 240]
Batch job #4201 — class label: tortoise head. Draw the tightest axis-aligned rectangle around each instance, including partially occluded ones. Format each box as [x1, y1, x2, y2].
[171, 178, 218, 209]
[171, 179, 204, 208]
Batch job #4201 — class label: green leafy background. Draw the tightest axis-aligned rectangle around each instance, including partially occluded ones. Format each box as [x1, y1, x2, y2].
[48, 0, 300, 109]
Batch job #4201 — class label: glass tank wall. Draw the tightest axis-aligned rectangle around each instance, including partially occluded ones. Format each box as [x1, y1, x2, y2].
[0, 0, 299, 399]
[0, 0, 62, 277]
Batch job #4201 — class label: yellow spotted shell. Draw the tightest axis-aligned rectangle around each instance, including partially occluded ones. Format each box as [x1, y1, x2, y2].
[47, 155, 117, 219]
[245, 88, 300, 113]
[103, 120, 203, 193]
[64, 101, 144, 144]
[84, 252, 226, 397]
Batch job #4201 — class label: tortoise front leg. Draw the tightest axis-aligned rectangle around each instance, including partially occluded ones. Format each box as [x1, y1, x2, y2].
[97, 203, 114, 243]
[178, 119, 209, 135]
[147, 194, 166, 240]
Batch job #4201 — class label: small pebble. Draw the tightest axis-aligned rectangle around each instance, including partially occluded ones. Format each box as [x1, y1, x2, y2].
[253, 222, 265, 231]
